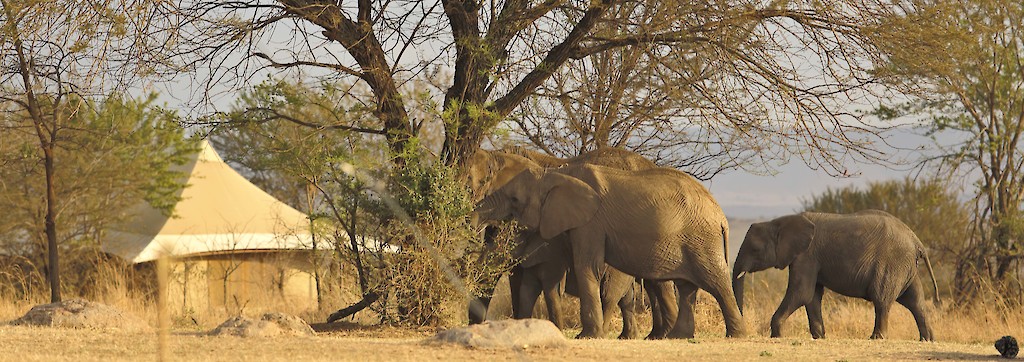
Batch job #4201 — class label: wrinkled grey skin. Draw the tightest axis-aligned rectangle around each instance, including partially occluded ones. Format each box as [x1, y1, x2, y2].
[466, 147, 677, 339]
[476, 164, 746, 339]
[732, 210, 939, 341]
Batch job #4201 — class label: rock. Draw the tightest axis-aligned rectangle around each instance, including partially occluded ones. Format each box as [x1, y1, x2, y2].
[11, 299, 151, 333]
[996, 335, 1019, 359]
[427, 319, 567, 349]
[209, 312, 315, 337]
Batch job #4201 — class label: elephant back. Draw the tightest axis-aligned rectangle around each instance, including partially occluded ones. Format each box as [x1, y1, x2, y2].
[806, 211, 920, 299]
[557, 164, 725, 231]
[500, 146, 567, 167]
[502, 145, 658, 172]
[568, 147, 657, 171]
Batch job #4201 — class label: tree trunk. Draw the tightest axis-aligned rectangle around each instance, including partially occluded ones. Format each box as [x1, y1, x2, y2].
[43, 145, 60, 303]
[13, 31, 62, 303]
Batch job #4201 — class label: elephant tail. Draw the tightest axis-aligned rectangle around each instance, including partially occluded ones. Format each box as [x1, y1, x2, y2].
[922, 249, 940, 307]
[721, 224, 729, 266]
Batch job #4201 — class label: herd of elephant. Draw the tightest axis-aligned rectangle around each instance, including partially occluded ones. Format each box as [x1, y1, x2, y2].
[464, 146, 940, 341]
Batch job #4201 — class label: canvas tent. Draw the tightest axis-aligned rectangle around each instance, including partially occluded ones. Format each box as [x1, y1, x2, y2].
[104, 140, 320, 313]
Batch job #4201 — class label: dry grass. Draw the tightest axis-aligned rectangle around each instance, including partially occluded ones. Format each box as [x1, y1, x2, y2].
[4, 269, 1023, 342]
[0, 324, 997, 361]
[1, 264, 1020, 360]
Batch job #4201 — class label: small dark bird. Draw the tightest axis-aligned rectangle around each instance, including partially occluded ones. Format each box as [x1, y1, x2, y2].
[996, 336, 1019, 359]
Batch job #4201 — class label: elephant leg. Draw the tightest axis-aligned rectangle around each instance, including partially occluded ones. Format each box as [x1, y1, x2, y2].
[645, 281, 663, 339]
[616, 284, 640, 339]
[516, 270, 543, 320]
[569, 237, 606, 339]
[508, 266, 524, 319]
[646, 280, 678, 340]
[897, 280, 934, 342]
[771, 265, 816, 338]
[666, 280, 698, 339]
[599, 271, 638, 339]
[691, 261, 748, 338]
[468, 296, 490, 324]
[541, 270, 567, 329]
[806, 283, 826, 339]
[870, 300, 892, 340]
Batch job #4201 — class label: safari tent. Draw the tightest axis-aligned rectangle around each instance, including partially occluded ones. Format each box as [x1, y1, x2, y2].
[103, 140, 321, 314]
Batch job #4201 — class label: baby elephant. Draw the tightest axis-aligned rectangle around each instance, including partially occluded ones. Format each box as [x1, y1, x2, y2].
[732, 210, 939, 341]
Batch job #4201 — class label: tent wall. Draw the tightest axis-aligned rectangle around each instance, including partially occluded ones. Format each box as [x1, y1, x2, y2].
[167, 251, 317, 314]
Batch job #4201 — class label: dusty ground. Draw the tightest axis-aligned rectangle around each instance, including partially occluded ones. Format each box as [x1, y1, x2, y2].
[0, 324, 998, 361]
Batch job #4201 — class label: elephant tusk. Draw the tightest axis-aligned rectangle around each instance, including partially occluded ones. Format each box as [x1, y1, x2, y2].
[735, 271, 746, 280]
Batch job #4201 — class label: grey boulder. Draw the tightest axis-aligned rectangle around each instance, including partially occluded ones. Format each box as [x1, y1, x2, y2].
[428, 319, 567, 349]
[11, 298, 152, 333]
[209, 312, 315, 337]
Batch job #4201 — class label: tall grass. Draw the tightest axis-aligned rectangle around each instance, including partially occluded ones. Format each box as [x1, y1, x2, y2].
[3, 255, 1023, 344]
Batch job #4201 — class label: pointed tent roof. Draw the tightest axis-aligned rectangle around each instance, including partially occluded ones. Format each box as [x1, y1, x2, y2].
[103, 141, 314, 263]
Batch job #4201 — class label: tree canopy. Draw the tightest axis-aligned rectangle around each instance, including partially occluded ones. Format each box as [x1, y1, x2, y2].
[142, 0, 911, 174]
[872, 0, 1024, 302]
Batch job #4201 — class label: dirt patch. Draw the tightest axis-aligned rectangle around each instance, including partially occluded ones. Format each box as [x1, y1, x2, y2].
[0, 324, 1000, 361]
[209, 312, 315, 337]
[9, 299, 151, 333]
[310, 320, 439, 338]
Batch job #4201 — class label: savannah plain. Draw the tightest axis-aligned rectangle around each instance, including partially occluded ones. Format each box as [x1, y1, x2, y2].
[4, 0, 1024, 361]
[0, 269, 1017, 362]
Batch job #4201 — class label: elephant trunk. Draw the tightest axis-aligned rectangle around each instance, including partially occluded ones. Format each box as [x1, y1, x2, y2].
[733, 266, 747, 315]
[474, 194, 509, 223]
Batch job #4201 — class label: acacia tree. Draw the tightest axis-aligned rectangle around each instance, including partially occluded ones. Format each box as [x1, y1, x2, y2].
[0, 0, 182, 302]
[506, 3, 757, 179]
[148, 0, 914, 173]
[0, 94, 194, 301]
[873, 0, 1024, 302]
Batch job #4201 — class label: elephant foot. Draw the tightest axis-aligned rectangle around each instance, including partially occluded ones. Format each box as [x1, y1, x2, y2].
[870, 332, 885, 340]
[770, 330, 783, 338]
[726, 325, 748, 338]
[618, 330, 641, 340]
[575, 329, 604, 339]
[664, 331, 695, 339]
[726, 330, 748, 338]
[811, 333, 826, 340]
[645, 333, 665, 340]
[919, 335, 934, 342]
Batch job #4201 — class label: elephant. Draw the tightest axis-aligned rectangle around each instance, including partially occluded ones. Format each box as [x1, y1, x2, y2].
[731, 210, 939, 341]
[476, 163, 747, 339]
[515, 232, 641, 339]
[465, 147, 679, 338]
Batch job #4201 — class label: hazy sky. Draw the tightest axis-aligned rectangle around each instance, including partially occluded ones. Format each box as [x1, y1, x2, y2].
[711, 158, 913, 220]
[709, 128, 963, 220]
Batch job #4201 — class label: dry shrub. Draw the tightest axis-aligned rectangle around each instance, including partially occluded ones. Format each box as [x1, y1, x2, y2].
[384, 219, 471, 327]
[318, 157, 520, 328]
[0, 247, 158, 324]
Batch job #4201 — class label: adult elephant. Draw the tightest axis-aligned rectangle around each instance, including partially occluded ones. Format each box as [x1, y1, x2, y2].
[731, 210, 939, 341]
[466, 148, 678, 339]
[476, 164, 746, 339]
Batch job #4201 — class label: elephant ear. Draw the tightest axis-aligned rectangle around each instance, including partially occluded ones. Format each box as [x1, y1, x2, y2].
[537, 172, 600, 239]
[772, 213, 815, 268]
